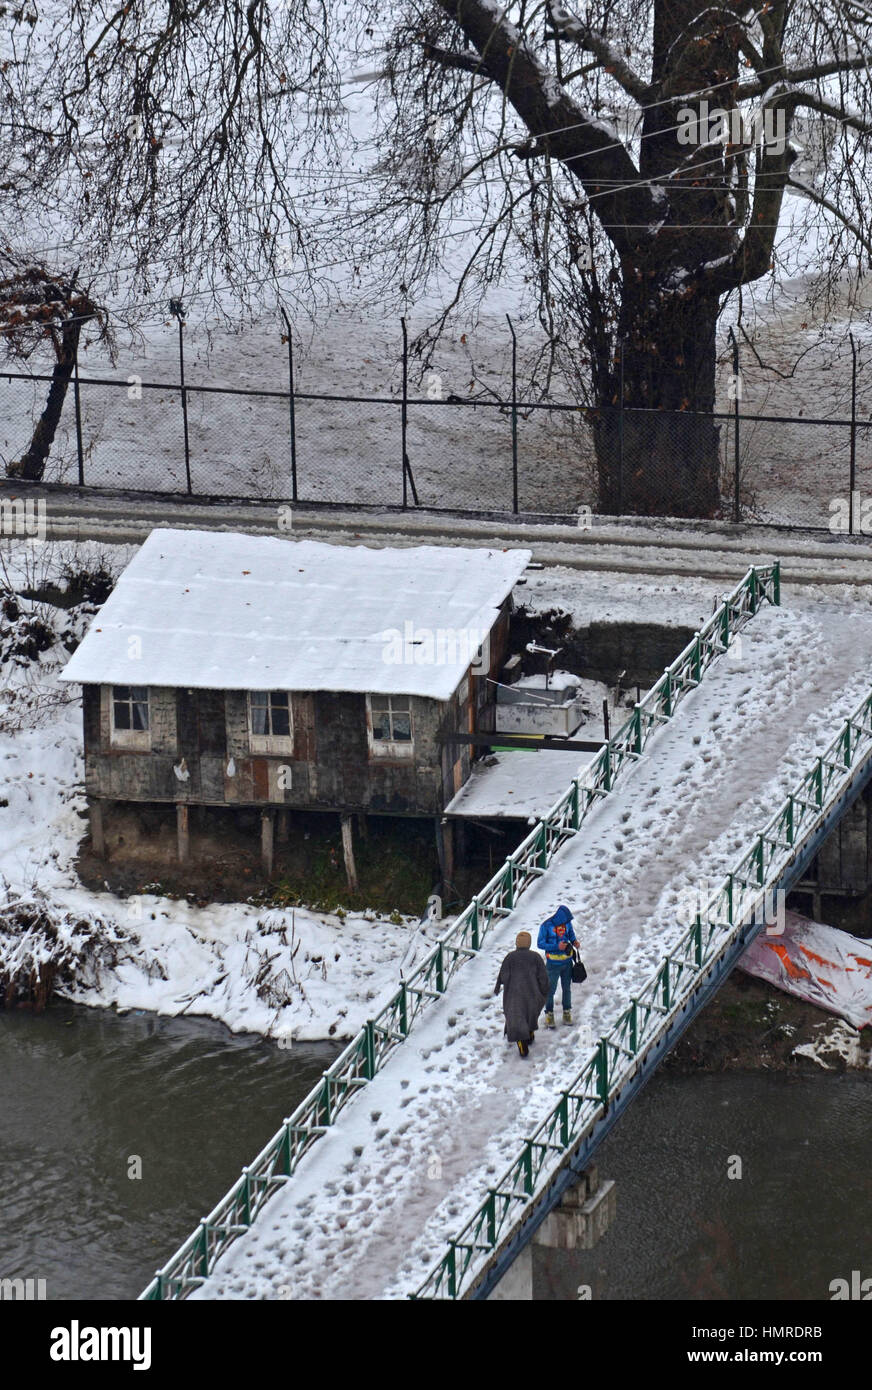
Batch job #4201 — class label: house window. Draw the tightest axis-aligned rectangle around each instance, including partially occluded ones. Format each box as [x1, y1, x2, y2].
[368, 695, 414, 758]
[110, 685, 151, 749]
[248, 691, 293, 753]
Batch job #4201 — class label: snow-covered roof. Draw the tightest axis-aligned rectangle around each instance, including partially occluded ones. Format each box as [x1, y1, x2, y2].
[60, 529, 532, 700]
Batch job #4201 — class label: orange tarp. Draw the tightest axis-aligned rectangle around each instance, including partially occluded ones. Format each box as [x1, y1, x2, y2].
[739, 910, 872, 1029]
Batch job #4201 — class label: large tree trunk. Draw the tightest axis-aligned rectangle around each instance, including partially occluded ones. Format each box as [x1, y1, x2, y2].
[12, 319, 82, 481]
[594, 284, 723, 517]
[592, 0, 741, 517]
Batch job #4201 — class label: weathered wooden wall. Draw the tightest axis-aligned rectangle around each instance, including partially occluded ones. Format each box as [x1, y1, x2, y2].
[84, 686, 468, 815]
[81, 596, 515, 817]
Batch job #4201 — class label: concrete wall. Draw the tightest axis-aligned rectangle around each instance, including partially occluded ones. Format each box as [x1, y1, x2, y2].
[575, 621, 698, 688]
[509, 606, 697, 690]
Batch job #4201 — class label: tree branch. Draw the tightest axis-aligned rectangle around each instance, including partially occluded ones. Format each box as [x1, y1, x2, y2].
[423, 41, 484, 75]
[735, 51, 872, 101]
[432, 0, 660, 257]
[545, 2, 652, 104]
[788, 175, 872, 262]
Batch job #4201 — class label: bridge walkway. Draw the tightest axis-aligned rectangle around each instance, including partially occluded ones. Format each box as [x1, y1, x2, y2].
[192, 595, 872, 1299]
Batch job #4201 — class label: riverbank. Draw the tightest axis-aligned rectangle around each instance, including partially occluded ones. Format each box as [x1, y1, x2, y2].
[664, 970, 872, 1075]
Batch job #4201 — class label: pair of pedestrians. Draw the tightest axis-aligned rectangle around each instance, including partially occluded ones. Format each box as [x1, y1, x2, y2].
[493, 906, 582, 1058]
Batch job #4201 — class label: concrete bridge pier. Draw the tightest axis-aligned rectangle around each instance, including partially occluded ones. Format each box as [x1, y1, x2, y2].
[487, 1166, 616, 1300]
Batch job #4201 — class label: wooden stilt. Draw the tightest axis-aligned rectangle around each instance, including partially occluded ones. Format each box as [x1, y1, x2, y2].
[357, 811, 369, 840]
[89, 800, 105, 859]
[443, 817, 455, 890]
[277, 809, 289, 844]
[455, 818, 467, 867]
[176, 803, 189, 863]
[340, 813, 358, 891]
[261, 809, 275, 878]
[435, 815, 456, 892]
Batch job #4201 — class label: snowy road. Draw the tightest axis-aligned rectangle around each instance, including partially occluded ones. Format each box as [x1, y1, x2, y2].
[12, 481, 872, 585]
[191, 598, 872, 1300]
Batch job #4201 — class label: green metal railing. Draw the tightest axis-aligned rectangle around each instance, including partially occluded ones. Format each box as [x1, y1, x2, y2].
[139, 561, 780, 1300]
[412, 680, 872, 1300]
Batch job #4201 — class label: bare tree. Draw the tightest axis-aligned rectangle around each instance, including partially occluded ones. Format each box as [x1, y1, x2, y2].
[3, 2, 871, 514]
[363, 0, 872, 515]
[0, 2, 342, 319]
[0, 258, 112, 480]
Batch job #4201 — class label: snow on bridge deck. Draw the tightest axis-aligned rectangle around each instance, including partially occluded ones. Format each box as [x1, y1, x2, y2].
[193, 599, 872, 1301]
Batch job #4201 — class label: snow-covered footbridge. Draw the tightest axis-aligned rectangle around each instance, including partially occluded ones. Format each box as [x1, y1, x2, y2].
[140, 562, 872, 1300]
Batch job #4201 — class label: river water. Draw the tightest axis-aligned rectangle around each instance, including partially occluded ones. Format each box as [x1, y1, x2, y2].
[0, 1003, 337, 1300]
[2, 1005, 870, 1301]
[536, 1070, 872, 1301]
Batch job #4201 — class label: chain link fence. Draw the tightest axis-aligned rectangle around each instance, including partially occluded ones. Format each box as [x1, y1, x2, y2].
[2, 330, 870, 532]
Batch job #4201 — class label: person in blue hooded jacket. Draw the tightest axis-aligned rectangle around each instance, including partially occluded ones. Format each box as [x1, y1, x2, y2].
[537, 904, 578, 1026]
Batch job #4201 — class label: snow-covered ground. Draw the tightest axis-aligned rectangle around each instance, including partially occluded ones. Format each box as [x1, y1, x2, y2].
[2, 273, 871, 526]
[4, 533, 872, 1296]
[188, 593, 872, 1299]
[793, 1020, 872, 1071]
[0, 540, 432, 1041]
[0, 537, 709, 1042]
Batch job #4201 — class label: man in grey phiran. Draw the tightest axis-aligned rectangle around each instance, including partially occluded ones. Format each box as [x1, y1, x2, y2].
[494, 931, 550, 1059]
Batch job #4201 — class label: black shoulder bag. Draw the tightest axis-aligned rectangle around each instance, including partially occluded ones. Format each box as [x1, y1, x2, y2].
[571, 946, 587, 984]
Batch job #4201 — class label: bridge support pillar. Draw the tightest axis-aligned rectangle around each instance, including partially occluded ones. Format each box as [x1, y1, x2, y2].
[487, 1245, 533, 1300]
[487, 1166, 616, 1300]
[535, 1167, 617, 1252]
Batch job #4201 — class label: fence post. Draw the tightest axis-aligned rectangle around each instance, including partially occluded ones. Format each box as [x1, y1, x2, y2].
[280, 306, 298, 503]
[446, 1241, 457, 1299]
[558, 1092, 570, 1147]
[596, 1039, 609, 1107]
[618, 337, 625, 515]
[602, 742, 612, 792]
[363, 1019, 376, 1080]
[196, 1221, 210, 1279]
[521, 1141, 534, 1195]
[486, 1190, 498, 1246]
[169, 302, 192, 495]
[401, 316, 408, 508]
[400, 317, 419, 509]
[729, 327, 740, 523]
[72, 345, 85, 486]
[507, 314, 519, 514]
[850, 332, 857, 536]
